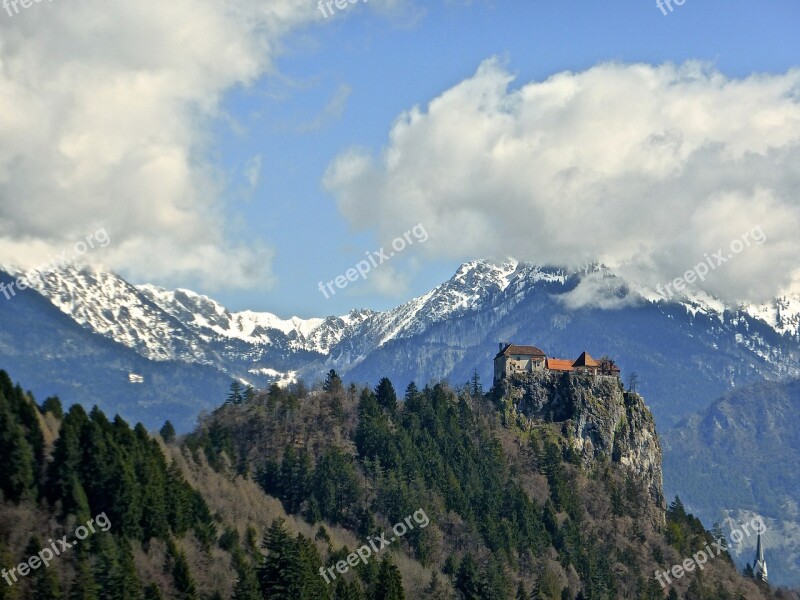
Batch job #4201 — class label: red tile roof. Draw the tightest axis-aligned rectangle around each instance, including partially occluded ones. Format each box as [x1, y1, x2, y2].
[546, 358, 575, 371]
[572, 351, 599, 368]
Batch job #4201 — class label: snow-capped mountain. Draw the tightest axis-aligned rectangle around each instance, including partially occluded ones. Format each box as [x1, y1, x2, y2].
[3, 258, 800, 430]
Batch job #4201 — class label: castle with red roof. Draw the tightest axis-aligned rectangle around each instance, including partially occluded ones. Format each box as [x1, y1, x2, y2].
[493, 343, 620, 384]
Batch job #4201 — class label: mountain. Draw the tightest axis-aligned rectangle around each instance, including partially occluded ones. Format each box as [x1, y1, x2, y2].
[662, 378, 800, 586]
[0, 270, 232, 432]
[3, 259, 800, 432]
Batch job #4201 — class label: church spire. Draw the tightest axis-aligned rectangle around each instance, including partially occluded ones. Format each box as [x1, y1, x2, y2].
[753, 531, 768, 582]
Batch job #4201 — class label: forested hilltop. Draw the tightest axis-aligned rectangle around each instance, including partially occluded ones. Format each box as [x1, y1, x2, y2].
[0, 368, 796, 599]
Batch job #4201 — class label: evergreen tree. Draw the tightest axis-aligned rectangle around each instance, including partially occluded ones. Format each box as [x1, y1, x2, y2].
[232, 560, 260, 600]
[0, 408, 35, 502]
[46, 405, 87, 511]
[470, 370, 483, 397]
[0, 539, 21, 600]
[116, 538, 143, 600]
[374, 378, 398, 415]
[295, 535, 331, 600]
[323, 370, 344, 395]
[373, 557, 404, 600]
[403, 382, 423, 412]
[480, 556, 509, 600]
[258, 519, 302, 600]
[25, 536, 63, 600]
[41, 396, 64, 419]
[743, 563, 754, 578]
[455, 554, 481, 600]
[243, 386, 257, 404]
[159, 421, 176, 444]
[167, 541, 197, 600]
[227, 381, 245, 405]
[69, 559, 99, 600]
[311, 448, 361, 526]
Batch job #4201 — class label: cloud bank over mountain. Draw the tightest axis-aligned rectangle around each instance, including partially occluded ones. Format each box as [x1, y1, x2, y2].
[325, 59, 800, 304]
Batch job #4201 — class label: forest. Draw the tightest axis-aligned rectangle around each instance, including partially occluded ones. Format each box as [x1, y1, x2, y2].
[0, 368, 794, 599]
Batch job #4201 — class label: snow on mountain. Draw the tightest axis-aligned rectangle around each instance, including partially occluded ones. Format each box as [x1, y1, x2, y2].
[357, 257, 563, 347]
[136, 284, 373, 354]
[745, 293, 800, 338]
[8, 258, 800, 389]
[7, 264, 214, 364]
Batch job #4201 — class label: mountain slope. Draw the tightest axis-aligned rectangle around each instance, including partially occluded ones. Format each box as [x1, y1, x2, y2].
[5, 260, 800, 432]
[662, 378, 800, 586]
[0, 270, 231, 431]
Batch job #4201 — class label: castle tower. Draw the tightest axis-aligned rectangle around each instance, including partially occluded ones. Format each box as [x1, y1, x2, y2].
[753, 531, 768, 582]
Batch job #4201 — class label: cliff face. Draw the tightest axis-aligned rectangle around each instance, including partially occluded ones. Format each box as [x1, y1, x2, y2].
[501, 371, 665, 515]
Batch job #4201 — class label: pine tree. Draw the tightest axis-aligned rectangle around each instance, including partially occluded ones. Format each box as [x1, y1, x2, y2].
[69, 559, 99, 600]
[277, 447, 295, 511]
[743, 562, 754, 578]
[0, 414, 35, 502]
[311, 448, 361, 526]
[25, 536, 63, 600]
[159, 421, 176, 444]
[93, 534, 120, 600]
[373, 557, 404, 600]
[455, 554, 481, 600]
[374, 378, 398, 415]
[167, 541, 197, 600]
[403, 382, 422, 411]
[470, 370, 483, 397]
[41, 396, 64, 419]
[243, 386, 257, 403]
[258, 519, 302, 600]
[295, 535, 330, 600]
[323, 370, 344, 395]
[227, 381, 244, 405]
[232, 560, 260, 600]
[46, 405, 88, 511]
[116, 538, 143, 600]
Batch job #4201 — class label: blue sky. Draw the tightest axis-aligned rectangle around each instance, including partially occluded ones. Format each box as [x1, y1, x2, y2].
[214, 0, 800, 316]
[1, 0, 798, 318]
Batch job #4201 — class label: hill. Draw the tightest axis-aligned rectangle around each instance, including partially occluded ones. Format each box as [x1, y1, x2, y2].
[2, 366, 792, 598]
[663, 378, 800, 587]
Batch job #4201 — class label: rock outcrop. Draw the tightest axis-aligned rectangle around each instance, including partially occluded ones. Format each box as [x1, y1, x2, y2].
[500, 371, 665, 516]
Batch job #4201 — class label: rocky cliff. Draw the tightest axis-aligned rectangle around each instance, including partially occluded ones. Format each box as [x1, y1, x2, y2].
[499, 371, 665, 517]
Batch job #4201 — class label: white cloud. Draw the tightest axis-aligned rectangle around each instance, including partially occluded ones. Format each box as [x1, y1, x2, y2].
[325, 59, 800, 304]
[0, 0, 319, 289]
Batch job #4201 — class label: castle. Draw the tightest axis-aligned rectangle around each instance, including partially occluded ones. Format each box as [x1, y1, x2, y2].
[493, 343, 620, 384]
